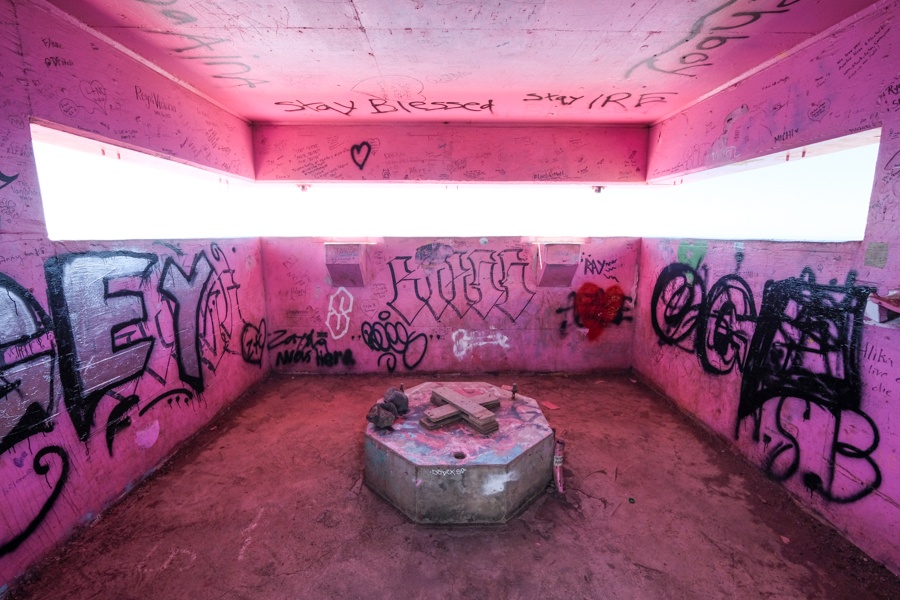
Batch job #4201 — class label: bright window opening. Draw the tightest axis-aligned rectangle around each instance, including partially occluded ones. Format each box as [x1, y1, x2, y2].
[32, 124, 878, 241]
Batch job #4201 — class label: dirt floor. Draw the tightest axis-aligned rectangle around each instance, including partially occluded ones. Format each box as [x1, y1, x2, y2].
[8, 372, 900, 600]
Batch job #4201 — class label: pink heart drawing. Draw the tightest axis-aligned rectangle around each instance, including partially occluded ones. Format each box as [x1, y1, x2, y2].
[351, 141, 372, 170]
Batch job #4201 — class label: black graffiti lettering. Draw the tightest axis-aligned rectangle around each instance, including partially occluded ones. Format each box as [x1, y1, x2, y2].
[467, 249, 505, 318]
[651, 263, 756, 373]
[651, 260, 879, 504]
[155, 31, 229, 53]
[370, 98, 399, 114]
[274, 100, 356, 117]
[592, 92, 633, 110]
[0, 170, 20, 191]
[0, 446, 69, 556]
[275, 349, 310, 366]
[203, 61, 268, 88]
[267, 328, 353, 369]
[522, 93, 584, 106]
[360, 312, 428, 372]
[556, 291, 581, 336]
[583, 257, 620, 281]
[159, 252, 214, 391]
[134, 86, 178, 113]
[1, 243, 248, 456]
[711, 10, 789, 31]
[138, 388, 195, 416]
[739, 269, 877, 503]
[626, 0, 799, 78]
[211, 76, 269, 88]
[680, 52, 710, 65]
[240, 320, 266, 365]
[696, 35, 747, 50]
[106, 394, 139, 455]
[160, 9, 196, 24]
[197, 243, 244, 375]
[0, 274, 56, 455]
[278, 98, 492, 116]
[387, 244, 535, 325]
[46, 252, 157, 442]
[635, 92, 678, 107]
[206, 62, 269, 88]
[44, 56, 74, 68]
[0, 242, 256, 552]
[138, 1, 264, 86]
[651, 263, 707, 350]
[521, 91, 680, 111]
[696, 275, 756, 375]
[315, 349, 355, 367]
[494, 249, 535, 320]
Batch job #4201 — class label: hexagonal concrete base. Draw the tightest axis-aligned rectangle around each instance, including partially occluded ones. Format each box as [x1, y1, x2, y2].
[364, 382, 554, 524]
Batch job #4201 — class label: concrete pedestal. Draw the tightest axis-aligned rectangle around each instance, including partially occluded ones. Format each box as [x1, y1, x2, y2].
[364, 381, 554, 524]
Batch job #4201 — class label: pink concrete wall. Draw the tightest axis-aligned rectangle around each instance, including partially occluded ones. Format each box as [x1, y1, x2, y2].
[633, 0, 900, 576]
[0, 0, 45, 234]
[2, 0, 900, 588]
[0, 237, 268, 587]
[0, 1, 268, 589]
[254, 124, 648, 183]
[633, 240, 900, 574]
[261, 237, 639, 374]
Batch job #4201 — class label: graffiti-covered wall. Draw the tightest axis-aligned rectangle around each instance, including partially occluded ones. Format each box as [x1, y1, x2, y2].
[261, 237, 639, 374]
[633, 1, 900, 575]
[2, 0, 900, 589]
[634, 239, 900, 574]
[0, 237, 267, 585]
[647, 0, 898, 181]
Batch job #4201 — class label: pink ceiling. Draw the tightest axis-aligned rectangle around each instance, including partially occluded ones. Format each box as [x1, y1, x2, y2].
[46, 0, 878, 124]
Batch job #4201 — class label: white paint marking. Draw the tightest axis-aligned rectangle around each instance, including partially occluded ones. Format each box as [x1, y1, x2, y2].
[134, 419, 160, 449]
[431, 468, 466, 476]
[238, 507, 265, 561]
[139, 544, 197, 574]
[451, 329, 510, 359]
[325, 287, 354, 340]
[482, 471, 519, 495]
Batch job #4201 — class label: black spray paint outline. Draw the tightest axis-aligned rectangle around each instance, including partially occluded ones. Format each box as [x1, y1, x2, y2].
[158, 251, 215, 392]
[359, 311, 428, 372]
[0, 169, 19, 191]
[0, 273, 57, 455]
[45, 251, 158, 443]
[351, 141, 372, 170]
[0, 446, 70, 556]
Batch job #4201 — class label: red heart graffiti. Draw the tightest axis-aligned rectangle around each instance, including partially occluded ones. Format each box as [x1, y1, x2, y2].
[575, 283, 627, 340]
[351, 141, 372, 170]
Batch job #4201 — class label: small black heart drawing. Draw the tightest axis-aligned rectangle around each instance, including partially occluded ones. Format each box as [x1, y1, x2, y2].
[351, 141, 372, 170]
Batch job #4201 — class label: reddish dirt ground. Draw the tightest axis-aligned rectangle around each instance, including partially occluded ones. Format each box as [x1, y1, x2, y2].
[8, 372, 900, 599]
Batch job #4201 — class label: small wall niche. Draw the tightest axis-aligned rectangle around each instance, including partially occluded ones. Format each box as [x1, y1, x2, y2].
[324, 243, 368, 287]
[536, 243, 581, 287]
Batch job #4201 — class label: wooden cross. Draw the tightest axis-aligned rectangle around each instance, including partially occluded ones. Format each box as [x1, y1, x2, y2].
[419, 386, 501, 434]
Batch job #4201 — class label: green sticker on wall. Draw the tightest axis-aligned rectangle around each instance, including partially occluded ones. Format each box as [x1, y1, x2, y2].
[864, 242, 889, 269]
[678, 240, 707, 270]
